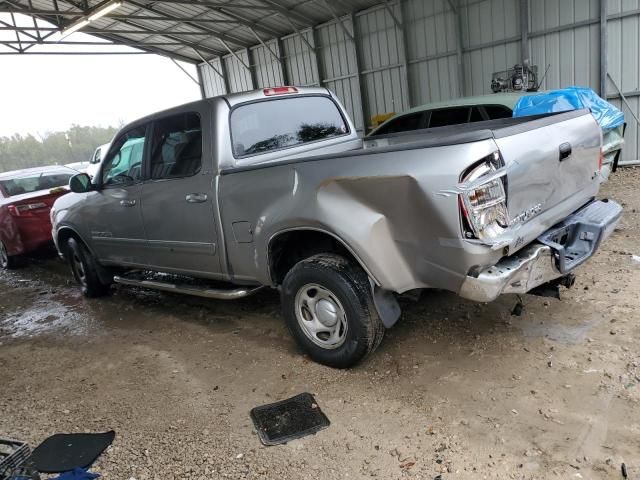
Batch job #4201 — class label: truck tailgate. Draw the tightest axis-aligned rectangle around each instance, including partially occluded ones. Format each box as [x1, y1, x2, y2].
[494, 109, 601, 248]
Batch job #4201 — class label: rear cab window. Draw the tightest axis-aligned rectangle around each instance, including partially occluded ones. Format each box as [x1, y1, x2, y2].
[0, 171, 73, 196]
[230, 95, 349, 159]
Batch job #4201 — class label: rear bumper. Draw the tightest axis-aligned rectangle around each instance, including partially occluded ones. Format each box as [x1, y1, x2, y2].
[459, 199, 622, 302]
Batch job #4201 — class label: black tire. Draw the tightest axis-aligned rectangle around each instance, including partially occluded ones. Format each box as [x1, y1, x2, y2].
[66, 237, 111, 297]
[281, 253, 385, 368]
[0, 240, 22, 270]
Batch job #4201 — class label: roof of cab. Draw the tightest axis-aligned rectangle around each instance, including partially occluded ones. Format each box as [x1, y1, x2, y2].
[117, 86, 333, 134]
[222, 86, 331, 107]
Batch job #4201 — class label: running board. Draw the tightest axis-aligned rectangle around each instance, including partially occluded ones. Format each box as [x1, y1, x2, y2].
[113, 275, 264, 300]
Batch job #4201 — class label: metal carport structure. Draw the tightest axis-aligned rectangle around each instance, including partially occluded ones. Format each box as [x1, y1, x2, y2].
[2, 0, 640, 164]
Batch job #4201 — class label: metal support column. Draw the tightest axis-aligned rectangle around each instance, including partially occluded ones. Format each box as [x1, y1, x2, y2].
[276, 37, 290, 85]
[446, 0, 465, 97]
[311, 26, 325, 87]
[218, 55, 231, 94]
[520, 0, 529, 64]
[395, 0, 413, 108]
[600, 0, 608, 97]
[246, 47, 258, 89]
[351, 12, 371, 133]
[196, 64, 207, 99]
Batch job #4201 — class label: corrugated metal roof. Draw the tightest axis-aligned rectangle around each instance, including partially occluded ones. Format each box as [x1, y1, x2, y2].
[5, 0, 385, 62]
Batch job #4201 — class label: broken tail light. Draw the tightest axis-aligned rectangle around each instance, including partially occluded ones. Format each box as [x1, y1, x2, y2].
[459, 152, 509, 241]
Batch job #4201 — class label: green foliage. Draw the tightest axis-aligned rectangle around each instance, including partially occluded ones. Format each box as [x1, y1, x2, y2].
[0, 124, 118, 173]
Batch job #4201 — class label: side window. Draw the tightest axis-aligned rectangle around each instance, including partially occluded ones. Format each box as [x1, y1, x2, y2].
[149, 113, 202, 179]
[101, 126, 146, 186]
[374, 112, 426, 135]
[428, 107, 471, 128]
[93, 148, 102, 164]
[483, 105, 513, 119]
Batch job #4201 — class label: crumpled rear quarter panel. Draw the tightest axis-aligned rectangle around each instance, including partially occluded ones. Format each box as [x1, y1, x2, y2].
[218, 139, 502, 293]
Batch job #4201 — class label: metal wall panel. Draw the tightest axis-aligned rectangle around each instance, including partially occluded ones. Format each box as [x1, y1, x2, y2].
[251, 41, 285, 88]
[460, 0, 522, 96]
[403, 0, 460, 104]
[356, 4, 409, 126]
[198, 58, 226, 98]
[223, 50, 253, 93]
[529, 0, 600, 90]
[608, 0, 640, 162]
[195, 0, 640, 160]
[282, 30, 320, 86]
[315, 17, 364, 131]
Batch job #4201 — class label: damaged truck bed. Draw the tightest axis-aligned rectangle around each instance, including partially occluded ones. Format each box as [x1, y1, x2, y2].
[52, 87, 622, 367]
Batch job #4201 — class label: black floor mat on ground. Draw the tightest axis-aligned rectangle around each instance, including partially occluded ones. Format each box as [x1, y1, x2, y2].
[250, 393, 330, 446]
[31, 431, 115, 473]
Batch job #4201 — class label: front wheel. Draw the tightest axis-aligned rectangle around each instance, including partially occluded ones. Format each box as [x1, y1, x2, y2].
[281, 253, 385, 368]
[67, 237, 111, 298]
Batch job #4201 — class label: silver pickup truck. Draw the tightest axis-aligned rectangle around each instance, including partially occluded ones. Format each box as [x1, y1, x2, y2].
[52, 86, 622, 368]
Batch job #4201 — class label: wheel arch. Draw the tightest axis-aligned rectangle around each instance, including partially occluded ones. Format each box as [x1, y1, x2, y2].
[55, 226, 94, 259]
[267, 227, 380, 287]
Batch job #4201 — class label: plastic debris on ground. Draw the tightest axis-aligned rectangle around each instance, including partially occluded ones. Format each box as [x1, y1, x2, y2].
[50, 468, 100, 480]
[250, 392, 330, 446]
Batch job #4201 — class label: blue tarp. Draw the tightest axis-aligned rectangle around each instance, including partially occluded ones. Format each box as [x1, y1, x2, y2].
[512, 86, 625, 130]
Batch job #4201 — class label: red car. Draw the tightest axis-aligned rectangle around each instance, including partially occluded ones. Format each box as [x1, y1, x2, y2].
[0, 166, 76, 269]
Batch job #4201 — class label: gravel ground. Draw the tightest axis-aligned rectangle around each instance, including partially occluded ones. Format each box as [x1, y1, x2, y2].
[1, 169, 640, 480]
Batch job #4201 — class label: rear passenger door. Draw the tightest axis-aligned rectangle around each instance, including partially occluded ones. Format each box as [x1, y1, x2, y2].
[139, 110, 221, 276]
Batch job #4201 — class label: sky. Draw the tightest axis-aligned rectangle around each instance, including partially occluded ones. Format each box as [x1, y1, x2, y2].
[0, 13, 201, 138]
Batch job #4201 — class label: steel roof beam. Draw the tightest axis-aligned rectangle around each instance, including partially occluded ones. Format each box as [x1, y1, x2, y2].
[258, 0, 317, 27]
[153, 0, 283, 38]
[53, 0, 228, 57]
[108, 0, 251, 48]
[0, 8, 242, 24]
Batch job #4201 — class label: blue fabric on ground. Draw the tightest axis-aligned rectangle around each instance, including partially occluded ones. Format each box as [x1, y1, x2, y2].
[513, 86, 625, 130]
[50, 468, 100, 480]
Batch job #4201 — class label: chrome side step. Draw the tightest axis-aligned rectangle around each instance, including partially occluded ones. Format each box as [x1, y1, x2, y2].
[113, 275, 264, 300]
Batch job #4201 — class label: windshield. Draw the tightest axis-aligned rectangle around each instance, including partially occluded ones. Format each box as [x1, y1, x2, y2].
[0, 172, 72, 197]
[230, 95, 348, 157]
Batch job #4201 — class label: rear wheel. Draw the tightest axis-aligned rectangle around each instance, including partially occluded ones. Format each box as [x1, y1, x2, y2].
[0, 240, 21, 270]
[281, 253, 385, 368]
[67, 237, 111, 297]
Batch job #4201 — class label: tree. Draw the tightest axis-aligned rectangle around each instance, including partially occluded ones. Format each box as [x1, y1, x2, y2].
[0, 124, 118, 173]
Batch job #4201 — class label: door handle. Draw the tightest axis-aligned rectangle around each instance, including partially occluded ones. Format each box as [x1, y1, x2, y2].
[186, 193, 208, 203]
[120, 199, 136, 207]
[559, 142, 572, 161]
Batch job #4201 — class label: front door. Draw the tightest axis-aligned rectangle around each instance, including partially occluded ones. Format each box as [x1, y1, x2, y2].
[139, 111, 221, 276]
[90, 125, 148, 266]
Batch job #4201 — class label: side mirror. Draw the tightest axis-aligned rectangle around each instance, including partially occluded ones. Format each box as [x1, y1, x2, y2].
[69, 173, 93, 193]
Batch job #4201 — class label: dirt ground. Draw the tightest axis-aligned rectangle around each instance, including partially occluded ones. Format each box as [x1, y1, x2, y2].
[2, 169, 640, 480]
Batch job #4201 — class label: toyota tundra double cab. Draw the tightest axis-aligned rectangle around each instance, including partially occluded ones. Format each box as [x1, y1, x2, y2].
[51, 86, 622, 368]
